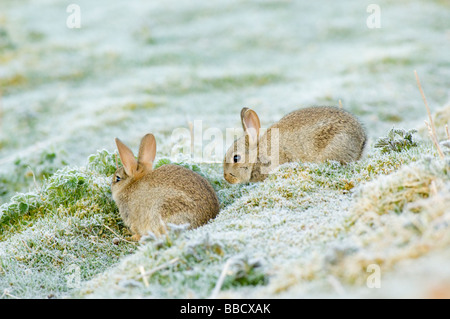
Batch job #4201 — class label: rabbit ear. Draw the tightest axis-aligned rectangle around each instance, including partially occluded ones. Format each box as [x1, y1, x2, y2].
[115, 138, 138, 176]
[241, 107, 261, 145]
[138, 133, 156, 167]
[240, 107, 250, 130]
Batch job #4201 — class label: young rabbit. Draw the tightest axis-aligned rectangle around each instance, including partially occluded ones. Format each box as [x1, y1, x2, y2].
[223, 106, 367, 184]
[112, 133, 220, 241]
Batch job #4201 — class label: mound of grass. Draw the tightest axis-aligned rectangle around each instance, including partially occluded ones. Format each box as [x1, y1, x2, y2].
[74, 137, 442, 298]
[0, 149, 240, 299]
[0, 150, 135, 298]
[1, 134, 448, 299]
[259, 157, 450, 296]
[75, 227, 236, 298]
[333, 158, 450, 285]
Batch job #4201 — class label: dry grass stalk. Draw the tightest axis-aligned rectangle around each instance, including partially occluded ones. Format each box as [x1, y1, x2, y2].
[424, 120, 444, 159]
[429, 180, 438, 196]
[139, 266, 150, 287]
[414, 70, 444, 159]
[338, 99, 343, 109]
[1, 289, 20, 299]
[209, 258, 234, 299]
[103, 224, 137, 245]
[136, 258, 179, 279]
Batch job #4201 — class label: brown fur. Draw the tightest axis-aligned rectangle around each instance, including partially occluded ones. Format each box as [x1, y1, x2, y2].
[112, 134, 219, 240]
[224, 106, 367, 184]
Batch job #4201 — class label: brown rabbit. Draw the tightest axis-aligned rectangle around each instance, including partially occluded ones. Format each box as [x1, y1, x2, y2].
[112, 133, 220, 241]
[223, 106, 367, 184]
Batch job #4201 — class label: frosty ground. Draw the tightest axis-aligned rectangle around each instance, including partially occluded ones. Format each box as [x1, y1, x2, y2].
[0, 0, 449, 298]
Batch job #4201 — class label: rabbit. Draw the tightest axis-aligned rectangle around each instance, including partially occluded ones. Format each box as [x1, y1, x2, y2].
[223, 106, 367, 184]
[111, 133, 220, 241]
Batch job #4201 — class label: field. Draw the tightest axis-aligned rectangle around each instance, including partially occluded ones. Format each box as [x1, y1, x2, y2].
[0, 0, 449, 299]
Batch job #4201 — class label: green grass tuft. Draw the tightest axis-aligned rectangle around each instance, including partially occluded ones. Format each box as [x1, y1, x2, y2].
[374, 128, 418, 154]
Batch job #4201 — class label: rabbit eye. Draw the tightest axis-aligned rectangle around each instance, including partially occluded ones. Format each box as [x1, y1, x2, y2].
[115, 176, 122, 182]
[233, 155, 241, 163]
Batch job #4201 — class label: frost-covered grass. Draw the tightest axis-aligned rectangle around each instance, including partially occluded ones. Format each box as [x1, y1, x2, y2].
[72, 141, 448, 298]
[1, 0, 450, 298]
[3, 138, 449, 298]
[0, 150, 137, 298]
[258, 156, 450, 298]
